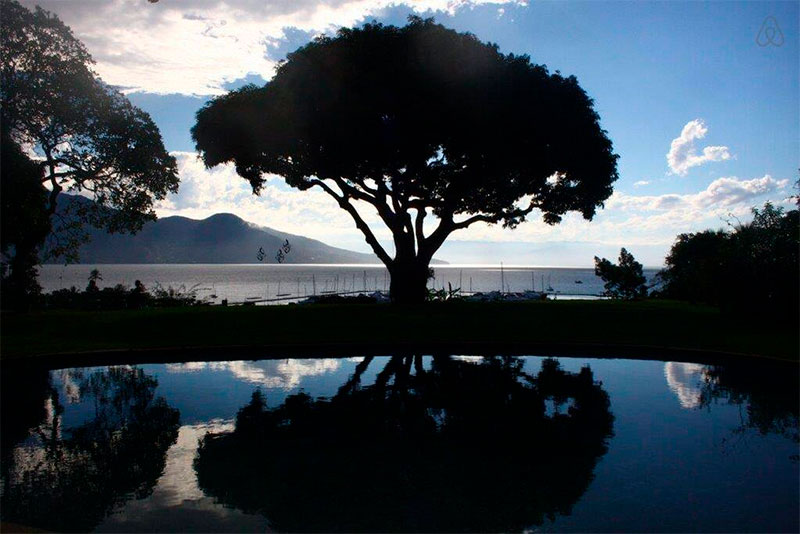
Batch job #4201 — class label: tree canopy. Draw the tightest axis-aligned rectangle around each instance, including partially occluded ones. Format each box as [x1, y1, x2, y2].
[0, 0, 179, 259]
[0, 127, 50, 303]
[193, 17, 618, 303]
[658, 203, 799, 317]
[594, 248, 648, 299]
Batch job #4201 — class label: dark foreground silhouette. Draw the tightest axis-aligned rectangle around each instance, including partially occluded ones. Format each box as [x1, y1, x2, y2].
[193, 18, 619, 304]
[698, 363, 799, 447]
[194, 356, 615, 532]
[0, 366, 180, 532]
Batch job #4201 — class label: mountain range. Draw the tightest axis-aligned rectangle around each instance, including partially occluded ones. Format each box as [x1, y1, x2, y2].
[44, 195, 446, 264]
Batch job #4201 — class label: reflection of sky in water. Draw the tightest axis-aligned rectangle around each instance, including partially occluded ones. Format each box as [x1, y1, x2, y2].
[165, 358, 344, 390]
[94, 420, 269, 533]
[663, 362, 707, 408]
[6, 356, 797, 533]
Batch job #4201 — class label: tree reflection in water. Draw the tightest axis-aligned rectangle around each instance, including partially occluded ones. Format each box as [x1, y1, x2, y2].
[1, 366, 180, 532]
[195, 356, 615, 532]
[698, 363, 799, 446]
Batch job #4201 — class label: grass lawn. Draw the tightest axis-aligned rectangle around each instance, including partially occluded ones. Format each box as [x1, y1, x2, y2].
[1, 299, 797, 367]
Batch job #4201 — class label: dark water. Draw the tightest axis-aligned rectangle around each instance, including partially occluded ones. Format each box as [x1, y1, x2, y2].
[1, 356, 797, 532]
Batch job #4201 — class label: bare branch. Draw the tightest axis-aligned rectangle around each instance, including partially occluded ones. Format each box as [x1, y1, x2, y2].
[414, 206, 427, 248]
[452, 214, 498, 230]
[308, 178, 392, 265]
[451, 199, 537, 231]
[418, 214, 454, 263]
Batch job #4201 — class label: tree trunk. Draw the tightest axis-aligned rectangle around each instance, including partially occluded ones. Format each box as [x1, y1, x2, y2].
[389, 258, 430, 305]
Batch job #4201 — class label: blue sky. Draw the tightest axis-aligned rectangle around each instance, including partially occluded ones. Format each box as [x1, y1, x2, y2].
[28, 0, 799, 266]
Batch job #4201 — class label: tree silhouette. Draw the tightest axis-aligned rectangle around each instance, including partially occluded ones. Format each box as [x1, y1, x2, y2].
[0, 366, 180, 532]
[659, 203, 799, 317]
[194, 356, 614, 531]
[594, 247, 647, 299]
[193, 18, 618, 303]
[0, 365, 52, 470]
[697, 363, 798, 446]
[0, 127, 50, 306]
[0, 0, 179, 265]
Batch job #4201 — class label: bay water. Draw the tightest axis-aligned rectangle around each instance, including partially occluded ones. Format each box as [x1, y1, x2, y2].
[38, 264, 661, 303]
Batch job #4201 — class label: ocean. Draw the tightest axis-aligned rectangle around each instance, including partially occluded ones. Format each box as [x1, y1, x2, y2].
[38, 264, 661, 304]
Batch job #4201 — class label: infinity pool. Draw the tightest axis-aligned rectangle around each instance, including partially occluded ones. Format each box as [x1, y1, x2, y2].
[1, 355, 797, 532]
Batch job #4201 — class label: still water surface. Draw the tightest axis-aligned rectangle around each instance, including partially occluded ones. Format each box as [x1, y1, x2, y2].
[1, 355, 797, 532]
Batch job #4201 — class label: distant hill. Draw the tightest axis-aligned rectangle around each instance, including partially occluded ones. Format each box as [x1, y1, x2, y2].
[43, 195, 446, 264]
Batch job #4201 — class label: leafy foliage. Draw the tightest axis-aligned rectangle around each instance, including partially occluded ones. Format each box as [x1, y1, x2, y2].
[44, 270, 202, 310]
[427, 282, 463, 302]
[193, 17, 618, 303]
[0, 127, 50, 306]
[658, 203, 799, 317]
[594, 248, 647, 299]
[0, 0, 179, 262]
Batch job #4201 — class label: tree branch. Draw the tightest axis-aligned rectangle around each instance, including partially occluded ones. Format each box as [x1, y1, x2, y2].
[308, 178, 393, 265]
[418, 214, 454, 263]
[43, 149, 62, 217]
[452, 213, 498, 230]
[451, 199, 538, 231]
[414, 206, 427, 250]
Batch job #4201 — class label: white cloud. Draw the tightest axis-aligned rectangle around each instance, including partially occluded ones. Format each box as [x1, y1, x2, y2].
[633, 180, 649, 187]
[157, 151, 388, 249]
[608, 175, 788, 213]
[165, 358, 341, 390]
[159, 151, 791, 260]
[25, 0, 527, 96]
[445, 174, 790, 251]
[666, 119, 732, 176]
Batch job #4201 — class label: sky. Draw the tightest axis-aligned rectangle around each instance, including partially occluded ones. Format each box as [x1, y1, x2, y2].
[23, 0, 799, 266]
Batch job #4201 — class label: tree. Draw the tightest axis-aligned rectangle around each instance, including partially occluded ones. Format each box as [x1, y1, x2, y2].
[0, 127, 50, 306]
[86, 268, 102, 293]
[594, 248, 647, 299]
[0, 0, 179, 265]
[659, 203, 799, 317]
[658, 229, 729, 305]
[193, 18, 618, 304]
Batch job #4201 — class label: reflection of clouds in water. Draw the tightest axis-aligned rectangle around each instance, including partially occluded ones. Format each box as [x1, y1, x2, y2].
[9, 442, 49, 481]
[136, 420, 233, 506]
[96, 420, 267, 531]
[53, 366, 136, 405]
[56, 369, 82, 404]
[165, 359, 341, 390]
[664, 362, 708, 409]
[452, 356, 484, 363]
